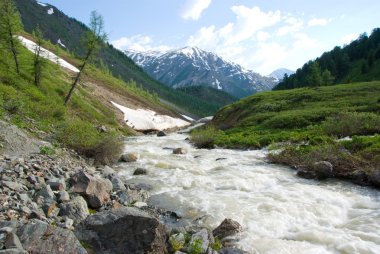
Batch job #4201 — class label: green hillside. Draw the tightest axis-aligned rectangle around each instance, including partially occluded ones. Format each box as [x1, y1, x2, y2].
[191, 82, 380, 186]
[14, 0, 221, 117]
[275, 28, 380, 90]
[177, 86, 237, 113]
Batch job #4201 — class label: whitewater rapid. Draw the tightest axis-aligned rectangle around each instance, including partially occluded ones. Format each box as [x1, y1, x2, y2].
[118, 133, 380, 254]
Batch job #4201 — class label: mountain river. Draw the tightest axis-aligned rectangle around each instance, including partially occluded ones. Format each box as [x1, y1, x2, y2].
[118, 132, 380, 254]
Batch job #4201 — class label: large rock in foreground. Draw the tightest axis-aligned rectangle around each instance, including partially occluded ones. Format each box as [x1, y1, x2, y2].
[0, 220, 87, 254]
[70, 171, 112, 208]
[77, 207, 167, 254]
[213, 219, 242, 240]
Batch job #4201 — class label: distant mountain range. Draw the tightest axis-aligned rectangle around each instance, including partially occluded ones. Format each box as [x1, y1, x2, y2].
[126, 47, 279, 98]
[268, 68, 295, 81]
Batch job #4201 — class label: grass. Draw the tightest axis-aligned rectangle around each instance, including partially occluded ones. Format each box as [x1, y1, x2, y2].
[0, 33, 165, 164]
[191, 82, 380, 186]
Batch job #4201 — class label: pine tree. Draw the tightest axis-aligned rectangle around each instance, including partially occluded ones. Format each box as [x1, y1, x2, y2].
[0, 0, 23, 74]
[32, 25, 45, 86]
[64, 11, 107, 105]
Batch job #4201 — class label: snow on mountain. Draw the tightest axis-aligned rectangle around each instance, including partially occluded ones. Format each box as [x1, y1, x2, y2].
[268, 68, 295, 82]
[125, 47, 278, 98]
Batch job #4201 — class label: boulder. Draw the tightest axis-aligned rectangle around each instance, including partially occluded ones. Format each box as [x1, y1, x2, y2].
[157, 131, 167, 137]
[369, 170, 380, 188]
[109, 175, 126, 192]
[59, 196, 89, 224]
[297, 170, 316, 179]
[213, 219, 242, 240]
[76, 207, 167, 254]
[35, 185, 55, 203]
[57, 191, 70, 203]
[16, 220, 87, 254]
[120, 153, 138, 162]
[133, 168, 148, 175]
[173, 148, 187, 155]
[70, 171, 112, 208]
[116, 188, 148, 206]
[313, 161, 333, 179]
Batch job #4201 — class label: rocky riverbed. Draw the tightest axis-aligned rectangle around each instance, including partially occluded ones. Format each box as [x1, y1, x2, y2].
[0, 122, 245, 254]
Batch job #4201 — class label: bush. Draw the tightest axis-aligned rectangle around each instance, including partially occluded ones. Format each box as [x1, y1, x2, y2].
[322, 112, 380, 137]
[190, 126, 224, 148]
[56, 119, 123, 165]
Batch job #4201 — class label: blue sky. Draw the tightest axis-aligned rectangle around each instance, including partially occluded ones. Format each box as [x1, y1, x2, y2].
[42, 0, 380, 75]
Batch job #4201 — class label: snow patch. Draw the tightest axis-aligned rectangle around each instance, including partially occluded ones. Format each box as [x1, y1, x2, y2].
[181, 115, 194, 122]
[37, 2, 47, 7]
[57, 39, 66, 48]
[111, 101, 190, 131]
[18, 36, 79, 73]
[215, 79, 222, 90]
[47, 8, 54, 15]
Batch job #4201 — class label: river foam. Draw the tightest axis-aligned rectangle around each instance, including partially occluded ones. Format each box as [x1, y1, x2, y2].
[119, 133, 380, 253]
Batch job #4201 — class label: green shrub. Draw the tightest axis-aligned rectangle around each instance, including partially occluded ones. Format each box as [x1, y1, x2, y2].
[322, 112, 380, 137]
[190, 126, 224, 148]
[188, 239, 203, 254]
[40, 146, 55, 155]
[56, 119, 123, 165]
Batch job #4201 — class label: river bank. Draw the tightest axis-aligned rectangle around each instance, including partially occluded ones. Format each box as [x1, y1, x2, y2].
[0, 120, 245, 254]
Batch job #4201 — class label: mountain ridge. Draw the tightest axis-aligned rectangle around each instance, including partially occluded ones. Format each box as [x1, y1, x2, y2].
[125, 46, 278, 98]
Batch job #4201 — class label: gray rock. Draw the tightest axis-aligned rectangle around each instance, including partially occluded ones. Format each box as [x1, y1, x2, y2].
[102, 165, 115, 176]
[133, 168, 148, 175]
[313, 161, 334, 179]
[1, 181, 25, 191]
[120, 153, 138, 162]
[117, 188, 148, 205]
[157, 131, 167, 137]
[47, 180, 66, 191]
[110, 176, 126, 192]
[57, 218, 74, 229]
[77, 207, 167, 254]
[42, 202, 60, 218]
[59, 196, 89, 224]
[369, 171, 380, 188]
[189, 229, 210, 254]
[57, 191, 70, 203]
[173, 148, 187, 155]
[213, 219, 242, 240]
[70, 171, 112, 208]
[17, 220, 87, 254]
[297, 170, 316, 179]
[35, 185, 55, 203]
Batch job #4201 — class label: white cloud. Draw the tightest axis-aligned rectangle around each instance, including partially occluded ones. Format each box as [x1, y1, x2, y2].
[308, 18, 331, 26]
[181, 0, 212, 20]
[112, 35, 171, 52]
[341, 33, 358, 45]
[185, 5, 325, 74]
[276, 16, 303, 36]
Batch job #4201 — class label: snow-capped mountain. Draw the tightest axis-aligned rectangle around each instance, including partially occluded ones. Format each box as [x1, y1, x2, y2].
[268, 68, 295, 81]
[126, 47, 278, 98]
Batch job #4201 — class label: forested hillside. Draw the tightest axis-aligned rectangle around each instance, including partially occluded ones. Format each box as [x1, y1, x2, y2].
[14, 0, 221, 117]
[275, 28, 380, 90]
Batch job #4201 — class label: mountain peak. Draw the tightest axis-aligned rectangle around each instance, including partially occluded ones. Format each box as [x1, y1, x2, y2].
[125, 47, 278, 98]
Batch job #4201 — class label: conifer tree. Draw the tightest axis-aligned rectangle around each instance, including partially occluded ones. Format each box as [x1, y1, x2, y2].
[33, 25, 45, 86]
[0, 0, 23, 74]
[64, 11, 107, 105]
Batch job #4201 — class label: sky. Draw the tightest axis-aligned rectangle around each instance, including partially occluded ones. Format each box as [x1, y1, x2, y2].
[42, 0, 380, 75]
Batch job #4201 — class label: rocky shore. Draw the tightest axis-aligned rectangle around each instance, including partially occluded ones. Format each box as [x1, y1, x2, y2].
[0, 122, 246, 254]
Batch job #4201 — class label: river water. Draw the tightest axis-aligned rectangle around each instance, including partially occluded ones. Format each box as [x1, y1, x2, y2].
[119, 133, 380, 254]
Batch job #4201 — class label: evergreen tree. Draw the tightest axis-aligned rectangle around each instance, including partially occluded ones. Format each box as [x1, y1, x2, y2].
[65, 11, 107, 105]
[321, 69, 335, 85]
[0, 0, 23, 74]
[32, 25, 45, 86]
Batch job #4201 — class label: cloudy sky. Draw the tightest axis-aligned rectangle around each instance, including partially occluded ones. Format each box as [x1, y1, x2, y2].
[43, 0, 379, 75]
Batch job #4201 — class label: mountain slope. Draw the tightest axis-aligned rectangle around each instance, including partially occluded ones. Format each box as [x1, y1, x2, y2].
[275, 28, 380, 90]
[14, 0, 221, 117]
[126, 47, 277, 98]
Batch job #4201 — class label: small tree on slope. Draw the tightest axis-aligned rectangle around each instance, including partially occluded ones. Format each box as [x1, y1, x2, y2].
[64, 10, 107, 105]
[0, 0, 23, 74]
[33, 25, 45, 86]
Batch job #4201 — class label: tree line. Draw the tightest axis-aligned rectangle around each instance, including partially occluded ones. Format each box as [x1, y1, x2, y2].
[275, 28, 380, 90]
